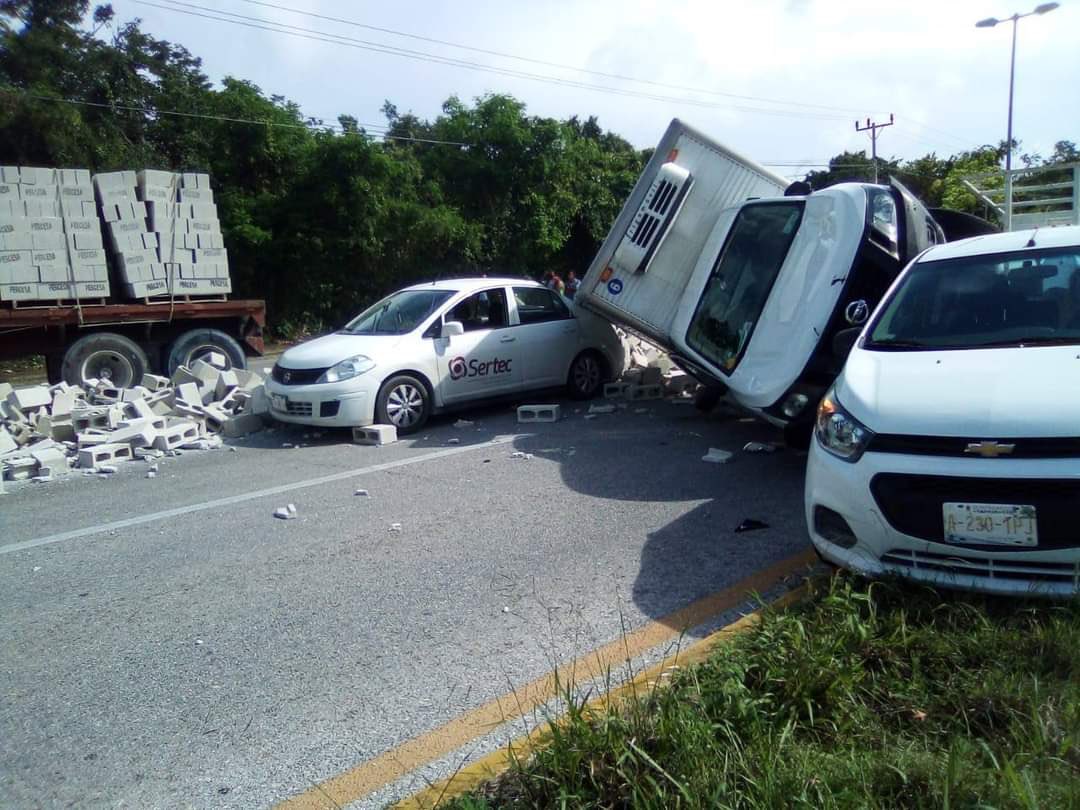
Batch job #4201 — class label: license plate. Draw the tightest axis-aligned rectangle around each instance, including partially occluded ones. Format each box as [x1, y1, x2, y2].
[271, 394, 287, 412]
[943, 503, 1037, 547]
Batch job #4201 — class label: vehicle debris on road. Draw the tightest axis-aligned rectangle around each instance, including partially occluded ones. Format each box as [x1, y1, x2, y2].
[734, 518, 770, 533]
[702, 448, 734, 464]
[743, 441, 780, 454]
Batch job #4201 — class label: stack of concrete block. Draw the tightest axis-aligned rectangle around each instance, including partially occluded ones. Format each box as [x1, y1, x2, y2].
[141, 170, 231, 297]
[611, 328, 700, 400]
[94, 170, 170, 299]
[1, 361, 269, 485]
[0, 166, 110, 303]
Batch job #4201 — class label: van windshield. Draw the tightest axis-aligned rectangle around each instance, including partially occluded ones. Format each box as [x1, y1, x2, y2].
[342, 289, 454, 335]
[867, 246, 1080, 350]
[685, 201, 804, 373]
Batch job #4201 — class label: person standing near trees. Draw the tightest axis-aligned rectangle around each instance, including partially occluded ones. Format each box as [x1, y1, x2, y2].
[565, 271, 580, 299]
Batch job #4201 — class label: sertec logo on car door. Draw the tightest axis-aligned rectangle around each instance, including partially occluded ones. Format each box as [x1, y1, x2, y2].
[448, 356, 513, 380]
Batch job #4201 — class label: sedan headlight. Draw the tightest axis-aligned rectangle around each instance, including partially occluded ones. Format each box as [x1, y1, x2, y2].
[317, 355, 375, 384]
[815, 388, 874, 462]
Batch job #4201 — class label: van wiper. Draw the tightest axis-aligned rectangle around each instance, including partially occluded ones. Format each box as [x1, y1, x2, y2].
[866, 338, 933, 348]
[979, 336, 1080, 347]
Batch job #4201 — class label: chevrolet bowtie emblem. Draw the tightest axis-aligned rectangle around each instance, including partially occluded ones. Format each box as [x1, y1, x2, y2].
[283, 372, 291, 383]
[965, 440, 1016, 458]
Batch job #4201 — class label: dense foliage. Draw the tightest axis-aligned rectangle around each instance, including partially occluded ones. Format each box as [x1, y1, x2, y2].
[2, 1, 1075, 336]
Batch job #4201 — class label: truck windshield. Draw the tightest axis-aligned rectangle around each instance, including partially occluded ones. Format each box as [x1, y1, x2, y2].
[685, 201, 804, 373]
[866, 246, 1080, 350]
[342, 289, 454, 335]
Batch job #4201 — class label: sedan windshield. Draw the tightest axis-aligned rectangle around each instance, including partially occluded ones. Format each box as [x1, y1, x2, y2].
[341, 289, 454, 336]
[685, 201, 804, 373]
[867, 245, 1080, 350]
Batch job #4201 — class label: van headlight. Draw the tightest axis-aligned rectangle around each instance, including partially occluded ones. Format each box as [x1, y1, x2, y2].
[318, 355, 375, 384]
[815, 388, 873, 462]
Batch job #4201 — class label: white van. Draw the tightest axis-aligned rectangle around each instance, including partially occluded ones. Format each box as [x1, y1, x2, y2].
[577, 121, 944, 440]
[807, 225, 1080, 597]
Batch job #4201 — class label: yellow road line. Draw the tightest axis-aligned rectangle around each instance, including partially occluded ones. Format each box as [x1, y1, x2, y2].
[275, 548, 818, 810]
[394, 582, 813, 810]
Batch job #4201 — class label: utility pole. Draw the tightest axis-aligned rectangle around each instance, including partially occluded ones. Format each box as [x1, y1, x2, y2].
[855, 114, 894, 184]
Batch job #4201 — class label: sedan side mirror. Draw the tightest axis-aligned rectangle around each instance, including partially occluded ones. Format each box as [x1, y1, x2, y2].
[441, 320, 464, 338]
[832, 327, 862, 358]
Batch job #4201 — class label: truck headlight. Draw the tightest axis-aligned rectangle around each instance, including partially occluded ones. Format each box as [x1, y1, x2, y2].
[815, 389, 873, 462]
[318, 355, 375, 384]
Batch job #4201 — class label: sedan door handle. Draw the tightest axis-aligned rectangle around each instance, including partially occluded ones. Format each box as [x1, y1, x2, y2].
[500, 335, 516, 343]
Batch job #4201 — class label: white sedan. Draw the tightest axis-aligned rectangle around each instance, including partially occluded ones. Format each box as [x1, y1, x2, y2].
[806, 226, 1080, 597]
[266, 278, 625, 433]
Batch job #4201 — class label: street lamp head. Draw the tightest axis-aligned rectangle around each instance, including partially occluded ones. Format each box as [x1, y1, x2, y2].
[1034, 2, 1059, 14]
[975, 16, 999, 27]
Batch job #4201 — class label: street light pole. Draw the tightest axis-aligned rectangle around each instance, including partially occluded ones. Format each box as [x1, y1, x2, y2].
[975, 3, 1058, 231]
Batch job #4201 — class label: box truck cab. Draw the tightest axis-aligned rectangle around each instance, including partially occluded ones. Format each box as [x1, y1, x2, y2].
[577, 119, 944, 439]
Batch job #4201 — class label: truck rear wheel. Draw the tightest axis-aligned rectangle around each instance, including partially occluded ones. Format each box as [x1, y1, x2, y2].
[61, 332, 148, 388]
[167, 328, 246, 374]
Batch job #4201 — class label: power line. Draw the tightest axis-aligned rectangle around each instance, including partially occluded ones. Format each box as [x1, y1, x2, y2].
[129, 0, 859, 122]
[0, 88, 470, 145]
[229, 0, 886, 117]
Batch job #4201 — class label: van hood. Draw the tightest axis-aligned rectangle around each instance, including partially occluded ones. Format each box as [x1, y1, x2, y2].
[277, 332, 405, 370]
[838, 344, 1080, 438]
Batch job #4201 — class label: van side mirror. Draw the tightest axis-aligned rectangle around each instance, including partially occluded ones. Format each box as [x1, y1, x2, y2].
[832, 327, 861, 358]
[441, 320, 464, 338]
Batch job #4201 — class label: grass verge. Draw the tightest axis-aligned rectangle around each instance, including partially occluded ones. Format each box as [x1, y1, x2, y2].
[442, 574, 1080, 809]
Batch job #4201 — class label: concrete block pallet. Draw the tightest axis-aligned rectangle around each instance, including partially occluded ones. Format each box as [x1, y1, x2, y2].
[0, 165, 110, 305]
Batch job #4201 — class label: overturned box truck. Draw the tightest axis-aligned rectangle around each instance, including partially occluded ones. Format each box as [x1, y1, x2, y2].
[576, 119, 947, 443]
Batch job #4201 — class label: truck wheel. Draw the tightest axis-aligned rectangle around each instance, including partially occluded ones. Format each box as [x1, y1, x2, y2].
[61, 332, 148, 388]
[167, 329, 246, 374]
[694, 385, 723, 413]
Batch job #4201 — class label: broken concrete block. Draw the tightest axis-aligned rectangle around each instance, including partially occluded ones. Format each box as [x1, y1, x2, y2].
[640, 367, 663, 386]
[190, 359, 221, 388]
[702, 448, 734, 464]
[202, 403, 230, 434]
[207, 351, 228, 369]
[50, 389, 80, 419]
[140, 373, 171, 391]
[30, 446, 70, 478]
[77, 442, 133, 468]
[214, 369, 239, 401]
[352, 424, 397, 446]
[109, 416, 166, 448]
[7, 385, 52, 413]
[121, 386, 152, 402]
[246, 386, 269, 416]
[175, 382, 202, 406]
[234, 369, 263, 391]
[604, 382, 629, 399]
[171, 366, 201, 387]
[72, 407, 110, 432]
[4, 456, 37, 481]
[0, 426, 16, 455]
[222, 412, 264, 438]
[77, 430, 112, 448]
[517, 404, 561, 423]
[47, 418, 75, 442]
[93, 386, 123, 405]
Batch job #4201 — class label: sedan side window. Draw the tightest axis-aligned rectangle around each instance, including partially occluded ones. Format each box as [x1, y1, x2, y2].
[448, 288, 509, 332]
[513, 287, 571, 325]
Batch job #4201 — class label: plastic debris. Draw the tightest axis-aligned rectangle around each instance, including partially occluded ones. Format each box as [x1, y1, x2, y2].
[354, 488, 369, 497]
[702, 448, 733, 464]
[735, 519, 770, 533]
[743, 441, 779, 454]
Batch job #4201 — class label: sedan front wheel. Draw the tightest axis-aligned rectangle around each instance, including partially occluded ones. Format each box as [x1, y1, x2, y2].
[375, 373, 431, 434]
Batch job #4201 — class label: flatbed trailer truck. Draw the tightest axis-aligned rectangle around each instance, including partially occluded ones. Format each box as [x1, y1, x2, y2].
[0, 298, 265, 386]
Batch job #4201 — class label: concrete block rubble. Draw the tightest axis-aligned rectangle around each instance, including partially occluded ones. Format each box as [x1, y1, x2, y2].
[615, 330, 700, 399]
[0, 356, 267, 484]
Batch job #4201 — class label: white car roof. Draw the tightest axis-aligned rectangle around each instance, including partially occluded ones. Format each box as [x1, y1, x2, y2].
[919, 224, 1080, 263]
[400, 277, 542, 294]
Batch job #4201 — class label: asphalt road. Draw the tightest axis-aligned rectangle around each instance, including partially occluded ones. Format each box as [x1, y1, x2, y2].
[0, 391, 813, 808]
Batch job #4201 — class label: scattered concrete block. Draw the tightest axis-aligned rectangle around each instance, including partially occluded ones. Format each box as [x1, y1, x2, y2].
[214, 369, 239, 401]
[222, 412, 264, 438]
[174, 382, 202, 406]
[702, 448, 734, 464]
[30, 446, 70, 478]
[4, 456, 36, 480]
[77, 442, 133, 468]
[352, 424, 397, 445]
[93, 386, 123, 405]
[0, 426, 15, 455]
[50, 389, 80, 418]
[627, 384, 664, 401]
[140, 373, 171, 391]
[171, 366, 201, 387]
[151, 420, 200, 451]
[121, 386, 152, 402]
[207, 351, 228, 369]
[109, 416, 166, 448]
[517, 404, 561, 423]
[604, 382, 629, 399]
[77, 430, 112, 448]
[640, 367, 663, 386]
[7, 385, 51, 413]
[246, 386, 269, 415]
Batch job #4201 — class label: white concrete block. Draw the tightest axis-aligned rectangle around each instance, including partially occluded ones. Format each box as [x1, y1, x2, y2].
[352, 424, 397, 445]
[222, 412, 264, 438]
[627, 384, 664, 401]
[0, 426, 16, 455]
[77, 442, 133, 468]
[214, 369, 239, 401]
[8, 385, 51, 413]
[151, 420, 200, 451]
[517, 404, 562, 423]
[140, 374, 171, 392]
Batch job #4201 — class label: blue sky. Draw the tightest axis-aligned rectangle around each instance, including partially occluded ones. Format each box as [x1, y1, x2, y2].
[105, 0, 1078, 178]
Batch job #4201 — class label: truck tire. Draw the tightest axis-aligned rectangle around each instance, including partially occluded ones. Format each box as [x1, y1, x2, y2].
[61, 332, 148, 388]
[167, 328, 246, 374]
[694, 385, 723, 413]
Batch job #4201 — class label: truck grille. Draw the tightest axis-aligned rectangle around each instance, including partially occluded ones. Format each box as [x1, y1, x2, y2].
[870, 474, 1080, 551]
[271, 364, 327, 385]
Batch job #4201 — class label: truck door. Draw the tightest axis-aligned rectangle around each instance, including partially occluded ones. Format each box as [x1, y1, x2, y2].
[891, 178, 945, 262]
